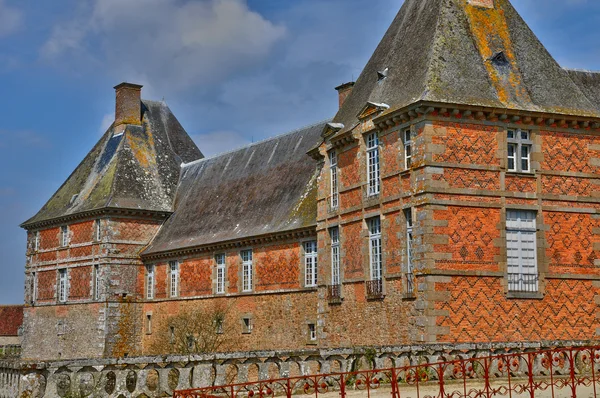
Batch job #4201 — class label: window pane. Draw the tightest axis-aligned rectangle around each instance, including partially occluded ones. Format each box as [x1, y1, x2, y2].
[507, 130, 515, 139]
[521, 130, 529, 140]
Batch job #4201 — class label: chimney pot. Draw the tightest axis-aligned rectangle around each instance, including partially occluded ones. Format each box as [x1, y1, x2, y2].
[335, 82, 355, 109]
[114, 82, 143, 127]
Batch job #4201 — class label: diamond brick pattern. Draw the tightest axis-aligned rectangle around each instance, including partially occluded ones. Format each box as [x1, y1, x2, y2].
[542, 175, 593, 196]
[433, 124, 498, 166]
[436, 277, 598, 342]
[545, 212, 599, 267]
[505, 176, 536, 193]
[433, 169, 499, 190]
[257, 244, 301, 290]
[541, 132, 599, 174]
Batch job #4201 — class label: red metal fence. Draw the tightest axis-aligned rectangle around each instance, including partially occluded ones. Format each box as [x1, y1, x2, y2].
[174, 345, 600, 398]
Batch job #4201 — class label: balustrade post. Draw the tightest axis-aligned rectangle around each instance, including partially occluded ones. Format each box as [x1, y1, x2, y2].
[340, 373, 346, 398]
[569, 349, 577, 398]
[391, 367, 399, 398]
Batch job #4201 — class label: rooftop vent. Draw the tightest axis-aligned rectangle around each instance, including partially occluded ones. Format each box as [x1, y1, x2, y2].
[377, 68, 389, 81]
[491, 51, 509, 67]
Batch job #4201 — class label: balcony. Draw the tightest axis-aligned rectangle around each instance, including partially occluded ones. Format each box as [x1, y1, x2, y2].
[327, 284, 342, 304]
[508, 273, 539, 293]
[366, 279, 384, 300]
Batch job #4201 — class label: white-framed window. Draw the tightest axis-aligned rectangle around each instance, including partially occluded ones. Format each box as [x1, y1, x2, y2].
[330, 227, 340, 286]
[241, 250, 253, 292]
[404, 129, 412, 169]
[366, 133, 380, 196]
[242, 317, 253, 334]
[304, 241, 318, 287]
[216, 254, 226, 294]
[61, 226, 69, 247]
[506, 210, 538, 292]
[31, 272, 37, 304]
[146, 265, 155, 299]
[58, 269, 68, 303]
[93, 265, 100, 300]
[34, 231, 40, 252]
[368, 217, 382, 281]
[507, 129, 532, 172]
[405, 209, 415, 293]
[330, 150, 339, 209]
[95, 219, 102, 242]
[169, 261, 179, 298]
[308, 323, 317, 341]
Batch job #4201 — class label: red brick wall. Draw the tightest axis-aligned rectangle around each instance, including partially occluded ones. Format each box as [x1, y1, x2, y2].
[69, 266, 92, 300]
[37, 271, 56, 302]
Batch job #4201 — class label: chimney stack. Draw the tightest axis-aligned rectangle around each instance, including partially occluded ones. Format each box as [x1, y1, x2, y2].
[114, 82, 143, 127]
[335, 82, 355, 109]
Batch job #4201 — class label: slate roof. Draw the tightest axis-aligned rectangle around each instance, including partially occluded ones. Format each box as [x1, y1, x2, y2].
[0, 306, 23, 337]
[22, 101, 203, 228]
[143, 121, 327, 256]
[333, 0, 600, 135]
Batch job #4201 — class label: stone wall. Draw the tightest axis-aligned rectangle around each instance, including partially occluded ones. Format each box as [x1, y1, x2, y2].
[0, 361, 20, 398]
[9, 340, 596, 398]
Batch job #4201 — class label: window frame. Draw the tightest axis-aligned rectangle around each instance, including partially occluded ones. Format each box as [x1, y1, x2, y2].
[146, 265, 155, 299]
[216, 254, 226, 294]
[58, 269, 68, 303]
[368, 217, 383, 281]
[169, 260, 179, 298]
[93, 265, 100, 301]
[366, 133, 380, 196]
[507, 129, 533, 173]
[31, 272, 37, 304]
[405, 208, 415, 294]
[506, 210, 539, 293]
[34, 231, 40, 252]
[330, 227, 340, 286]
[329, 150, 339, 209]
[241, 250, 253, 292]
[403, 129, 412, 169]
[60, 226, 69, 247]
[95, 219, 102, 242]
[308, 323, 317, 341]
[304, 240, 318, 288]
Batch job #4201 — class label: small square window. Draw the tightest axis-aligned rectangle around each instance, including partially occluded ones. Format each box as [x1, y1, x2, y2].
[242, 317, 252, 334]
[146, 314, 152, 335]
[308, 323, 317, 341]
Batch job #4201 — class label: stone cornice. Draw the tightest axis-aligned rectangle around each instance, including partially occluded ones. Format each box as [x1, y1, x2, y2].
[374, 101, 600, 133]
[20, 207, 172, 231]
[141, 226, 317, 262]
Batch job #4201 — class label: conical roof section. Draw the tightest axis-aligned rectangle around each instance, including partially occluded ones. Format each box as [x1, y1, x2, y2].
[334, 0, 600, 132]
[22, 101, 203, 228]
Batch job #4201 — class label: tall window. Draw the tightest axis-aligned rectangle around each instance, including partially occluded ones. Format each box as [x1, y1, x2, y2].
[34, 231, 40, 252]
[169, 261, 179, 298]
[146, 265, 155, 299]
[330, 227, 340, 286]
[304, 241, 318, 287]
[404, 129, 412, 169]
[95, 219, 102, 241]
[405, 209, 415, 293]
[241, 250, 253, 292]
[368, 217, 382, 281]
[216, 254, 226, 294]
[31, 272, 37, 304]
[507, 129, 532, 172]
[58, 269, 68, 303]
[93, 265, 100, 300]
[330, 150, 339, 209]
[61, 226, 69, 247]
[506, 210, 538, 292]
[366, 133, 380, 196]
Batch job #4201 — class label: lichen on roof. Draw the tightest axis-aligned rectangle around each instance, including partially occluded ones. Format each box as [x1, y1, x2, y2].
[21, 101, 203, 228]
[143, 121, 327, 256]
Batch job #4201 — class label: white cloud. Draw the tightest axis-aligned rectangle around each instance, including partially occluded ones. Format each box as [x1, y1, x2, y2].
[98, 113, 113, 135]
[41, 0, 286, 93]
[191, 130, 252, 157]
[0, 0, 22, 38]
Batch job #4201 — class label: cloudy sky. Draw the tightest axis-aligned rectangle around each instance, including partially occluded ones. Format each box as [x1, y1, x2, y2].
[0, 0, 599, 303]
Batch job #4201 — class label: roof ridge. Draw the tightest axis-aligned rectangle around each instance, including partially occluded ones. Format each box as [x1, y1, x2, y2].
[564, 67, 600, 74]
[182, 118, 331, 168]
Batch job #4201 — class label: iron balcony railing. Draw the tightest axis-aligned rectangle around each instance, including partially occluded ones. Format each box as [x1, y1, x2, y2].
[366, 279, 384, 299]
[507, 273, 539, 293]
[327, 284, 342, 304]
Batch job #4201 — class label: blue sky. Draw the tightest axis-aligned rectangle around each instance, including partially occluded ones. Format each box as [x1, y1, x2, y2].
[0, 0, 599, 304]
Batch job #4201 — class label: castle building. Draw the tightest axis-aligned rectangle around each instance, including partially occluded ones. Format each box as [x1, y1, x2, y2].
[20, 0, 600, 362]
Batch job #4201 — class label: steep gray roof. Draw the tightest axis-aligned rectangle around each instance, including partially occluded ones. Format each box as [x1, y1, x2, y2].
[22, 101, 203, 227]
[334, 0, 600, 134]
[143, 121, 327, 256]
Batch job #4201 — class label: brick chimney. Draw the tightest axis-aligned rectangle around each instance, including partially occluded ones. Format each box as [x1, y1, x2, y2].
[335, 82, 355, 109]
[114, 83, 143, 127]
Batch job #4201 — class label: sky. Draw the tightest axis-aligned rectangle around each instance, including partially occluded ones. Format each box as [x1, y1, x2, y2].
[0, 0, 599, 304]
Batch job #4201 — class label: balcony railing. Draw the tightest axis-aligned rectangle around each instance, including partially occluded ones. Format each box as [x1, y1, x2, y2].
[327, 284, 342, 304]
[508, 273, 539, 293]
[366, 279, 384, 299]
